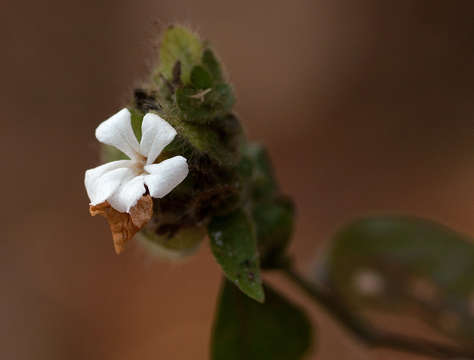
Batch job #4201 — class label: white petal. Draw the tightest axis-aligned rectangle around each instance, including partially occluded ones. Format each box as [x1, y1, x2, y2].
[144, 156, 189, 198]
[84, 160, 135, 205]
[140, 113, 177, 164]
[95, 108, 140, 160]
[107, 175, 146, 213]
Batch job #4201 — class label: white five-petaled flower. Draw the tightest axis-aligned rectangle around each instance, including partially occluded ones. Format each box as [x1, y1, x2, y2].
[84, 108, 189, 213]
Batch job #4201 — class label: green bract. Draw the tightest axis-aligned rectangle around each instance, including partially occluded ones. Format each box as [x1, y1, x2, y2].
[156, 25, 203, 84]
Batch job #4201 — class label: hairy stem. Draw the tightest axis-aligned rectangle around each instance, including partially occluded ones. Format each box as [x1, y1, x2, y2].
[282, 266, 474, 359]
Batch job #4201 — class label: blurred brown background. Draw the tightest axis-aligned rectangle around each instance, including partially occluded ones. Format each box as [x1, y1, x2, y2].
[1, 0, 473, 359]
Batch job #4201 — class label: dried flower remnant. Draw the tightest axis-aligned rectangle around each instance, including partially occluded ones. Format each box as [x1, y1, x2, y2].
[84, 108, 189, 253]
[90, 196, 153, 254]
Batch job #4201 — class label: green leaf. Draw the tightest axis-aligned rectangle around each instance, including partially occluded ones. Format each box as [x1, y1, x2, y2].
[211, 279, 313, 360]
[208, 210, 264, 302]
[253, 196, 295, 268]
[238, 143, 293, 267]
[320, 216, 474, 347]
[101, 144, 128, 162]
[130, 107, 144, 141]
[190, 65, 213, 89]
[176, 84, 235, 124]
[209, 83, 235, 111]
[176, 86, 212, 123]
[158, 25, 203, 84]
[202, 48, 223, 82]
[243, 143, 279, 201]
[160, 109, 241, 167]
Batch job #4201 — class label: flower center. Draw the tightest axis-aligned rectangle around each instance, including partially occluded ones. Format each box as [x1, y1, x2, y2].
[131, 158, 147, 176]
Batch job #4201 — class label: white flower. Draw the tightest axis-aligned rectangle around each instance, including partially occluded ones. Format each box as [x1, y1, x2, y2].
[84, 108, 189, 213]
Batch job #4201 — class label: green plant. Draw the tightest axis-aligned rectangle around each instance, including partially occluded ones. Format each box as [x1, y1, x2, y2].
[90, 25, 474, 359]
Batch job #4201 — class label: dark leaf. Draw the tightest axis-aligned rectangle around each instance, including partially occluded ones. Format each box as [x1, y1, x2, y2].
[176, 86, 213, 123]
[319, 216, 474, 347]
[208, 83, 235, 111]
[243, 143, 279, 201]
[253, 196, 294, 268]
[211, 279, 313, 360]
[208, 210, 264, 302]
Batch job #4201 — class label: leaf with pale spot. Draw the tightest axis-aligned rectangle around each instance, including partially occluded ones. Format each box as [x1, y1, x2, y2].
[208, 210, 264, 302]
[318, 216, 474, 348]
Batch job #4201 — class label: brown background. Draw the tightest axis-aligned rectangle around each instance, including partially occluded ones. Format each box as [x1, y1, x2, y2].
[1, 0, 473, 359]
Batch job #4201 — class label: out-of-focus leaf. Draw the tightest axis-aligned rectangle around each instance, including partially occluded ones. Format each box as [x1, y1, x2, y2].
[212, 113, 242, 138]
[157, 26, 203, 84]
[319, 216, 474, 346]
[130, 107, 144, 141]
[243, 143, 279, 201]
[208, 83, 235, 112]
[101, 144, 128, 162]
[253, 196, 294, 268]
[240, 143, 294, 267]
[211, 279, 313, 360]
[208, 210, 264, 302]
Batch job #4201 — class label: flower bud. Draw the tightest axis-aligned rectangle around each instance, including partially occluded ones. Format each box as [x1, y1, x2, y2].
[138, 226, 207, 260]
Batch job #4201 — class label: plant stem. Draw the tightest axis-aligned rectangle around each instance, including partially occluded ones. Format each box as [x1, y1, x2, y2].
[282, 266, 474, 359]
